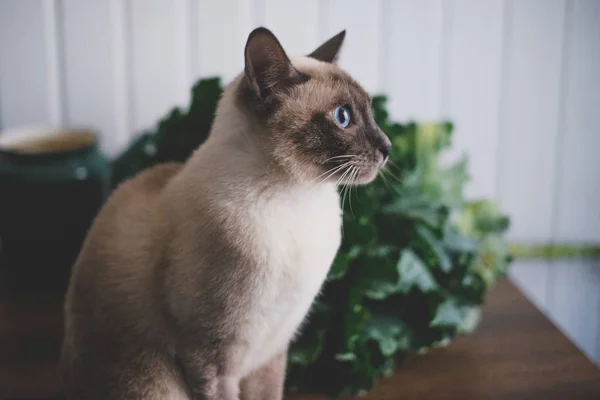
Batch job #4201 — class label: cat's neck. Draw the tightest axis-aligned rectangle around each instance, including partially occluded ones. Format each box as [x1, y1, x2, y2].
[170, 76, 336, 205]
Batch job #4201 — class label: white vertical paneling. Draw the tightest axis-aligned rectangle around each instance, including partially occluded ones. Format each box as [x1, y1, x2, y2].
[129, 0, 190, 134]
[0, 0, 56, 127]
[547, 1, 600, 367]
[508, 260, 549, 312]
[196, 0, 255, 84]
[0, 0, 599, 367]
[254, 0, 265, 26]
[60, 0, 126, 154]
[321, 0, 382, 94]
[496, 0, 567, 242]
[43, 0, 64, 125]
[385, 0, 444, 121]
[109, 0, 133, 153]
[263, 0, 319, 56]
[548, 260, 600, 365]
[554, 0, 600, 243]
[442, 0, 505, 200]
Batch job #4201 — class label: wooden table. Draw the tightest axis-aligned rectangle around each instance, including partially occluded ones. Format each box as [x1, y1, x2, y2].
[1, 279, 599, 399]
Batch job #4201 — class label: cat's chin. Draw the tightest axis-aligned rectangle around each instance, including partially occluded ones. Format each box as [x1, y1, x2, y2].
[351, 168, 382, 185]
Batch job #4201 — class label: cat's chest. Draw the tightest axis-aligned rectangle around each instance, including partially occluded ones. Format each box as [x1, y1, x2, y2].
[240, 186, 341, 372]
[253, 185, 341, 284]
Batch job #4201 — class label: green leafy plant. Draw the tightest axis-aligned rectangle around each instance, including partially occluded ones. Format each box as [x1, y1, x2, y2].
[112, 78, 511, 397]
[285, 99, 511, 396]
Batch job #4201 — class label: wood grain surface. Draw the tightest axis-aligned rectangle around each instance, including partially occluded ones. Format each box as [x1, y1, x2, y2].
[1, 279, 599, 399]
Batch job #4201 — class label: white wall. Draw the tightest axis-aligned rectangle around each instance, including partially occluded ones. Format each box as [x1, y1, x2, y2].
[0, 0, 599, 364]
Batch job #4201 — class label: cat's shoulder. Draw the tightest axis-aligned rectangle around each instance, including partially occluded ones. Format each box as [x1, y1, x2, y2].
[116, 162, 184, 195]
[93, 161, 184, 229]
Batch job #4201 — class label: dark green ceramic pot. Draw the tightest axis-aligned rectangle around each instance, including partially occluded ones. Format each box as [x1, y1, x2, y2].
[0, 127, 110, 294]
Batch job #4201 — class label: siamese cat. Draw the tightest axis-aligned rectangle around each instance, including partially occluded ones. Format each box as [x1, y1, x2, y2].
[61, 27, 391, 400]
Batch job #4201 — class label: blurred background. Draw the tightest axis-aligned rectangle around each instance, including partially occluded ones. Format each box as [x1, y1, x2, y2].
[0, 0, 598, 370]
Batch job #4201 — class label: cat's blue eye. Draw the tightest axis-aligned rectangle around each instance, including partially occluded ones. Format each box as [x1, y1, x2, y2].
[334, 105, 351, 128]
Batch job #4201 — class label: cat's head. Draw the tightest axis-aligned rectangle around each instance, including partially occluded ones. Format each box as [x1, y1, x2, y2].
[238, 27, 391, 186]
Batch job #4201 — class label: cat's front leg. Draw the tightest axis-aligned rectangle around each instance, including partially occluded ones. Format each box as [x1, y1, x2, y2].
[185, 370, 239, 400]
[179, 348, 242, 400]
[240, 351, 287, 400]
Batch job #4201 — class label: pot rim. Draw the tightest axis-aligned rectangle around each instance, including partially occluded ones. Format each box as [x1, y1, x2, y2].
[0, 125, 99, 157]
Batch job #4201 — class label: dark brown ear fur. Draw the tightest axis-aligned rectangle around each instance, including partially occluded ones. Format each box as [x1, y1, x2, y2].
[244, 27, 305, 100]
[308, 30, 346, 63]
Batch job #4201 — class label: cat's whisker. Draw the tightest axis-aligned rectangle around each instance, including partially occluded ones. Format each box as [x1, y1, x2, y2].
[340, 171, 349, 213]
[380, 169, 403, 197]
[348, 167, 359, 218]
[333, 167, 349, 187]
[334, 165, 354, 189]
[380, 168, 399, 186]
[340, 182, 348, 213]
[309, 162, 352, 193]
[380, 162, 401, 182]
[340, 166, 356, 214]
[386, 160, 403, 175]
[336, 166, 354, 213]
[380, 170, 393, 191]
[323, 154, 357, 163]
[312, 161, 351, 183]
[380, 169, 390, 185]
[383, 166, 401, 183]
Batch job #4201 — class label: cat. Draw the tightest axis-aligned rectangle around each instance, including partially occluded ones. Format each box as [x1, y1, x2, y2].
[61, 27, 391, 400]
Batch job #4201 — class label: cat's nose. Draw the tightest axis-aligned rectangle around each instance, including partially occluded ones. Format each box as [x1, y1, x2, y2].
[378, 138, 391, 159]
[368, 126, 392, 160]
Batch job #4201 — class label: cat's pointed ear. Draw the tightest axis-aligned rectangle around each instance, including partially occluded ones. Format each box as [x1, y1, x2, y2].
[308, 30, 346, 63]
[244, 27, 302, 99]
